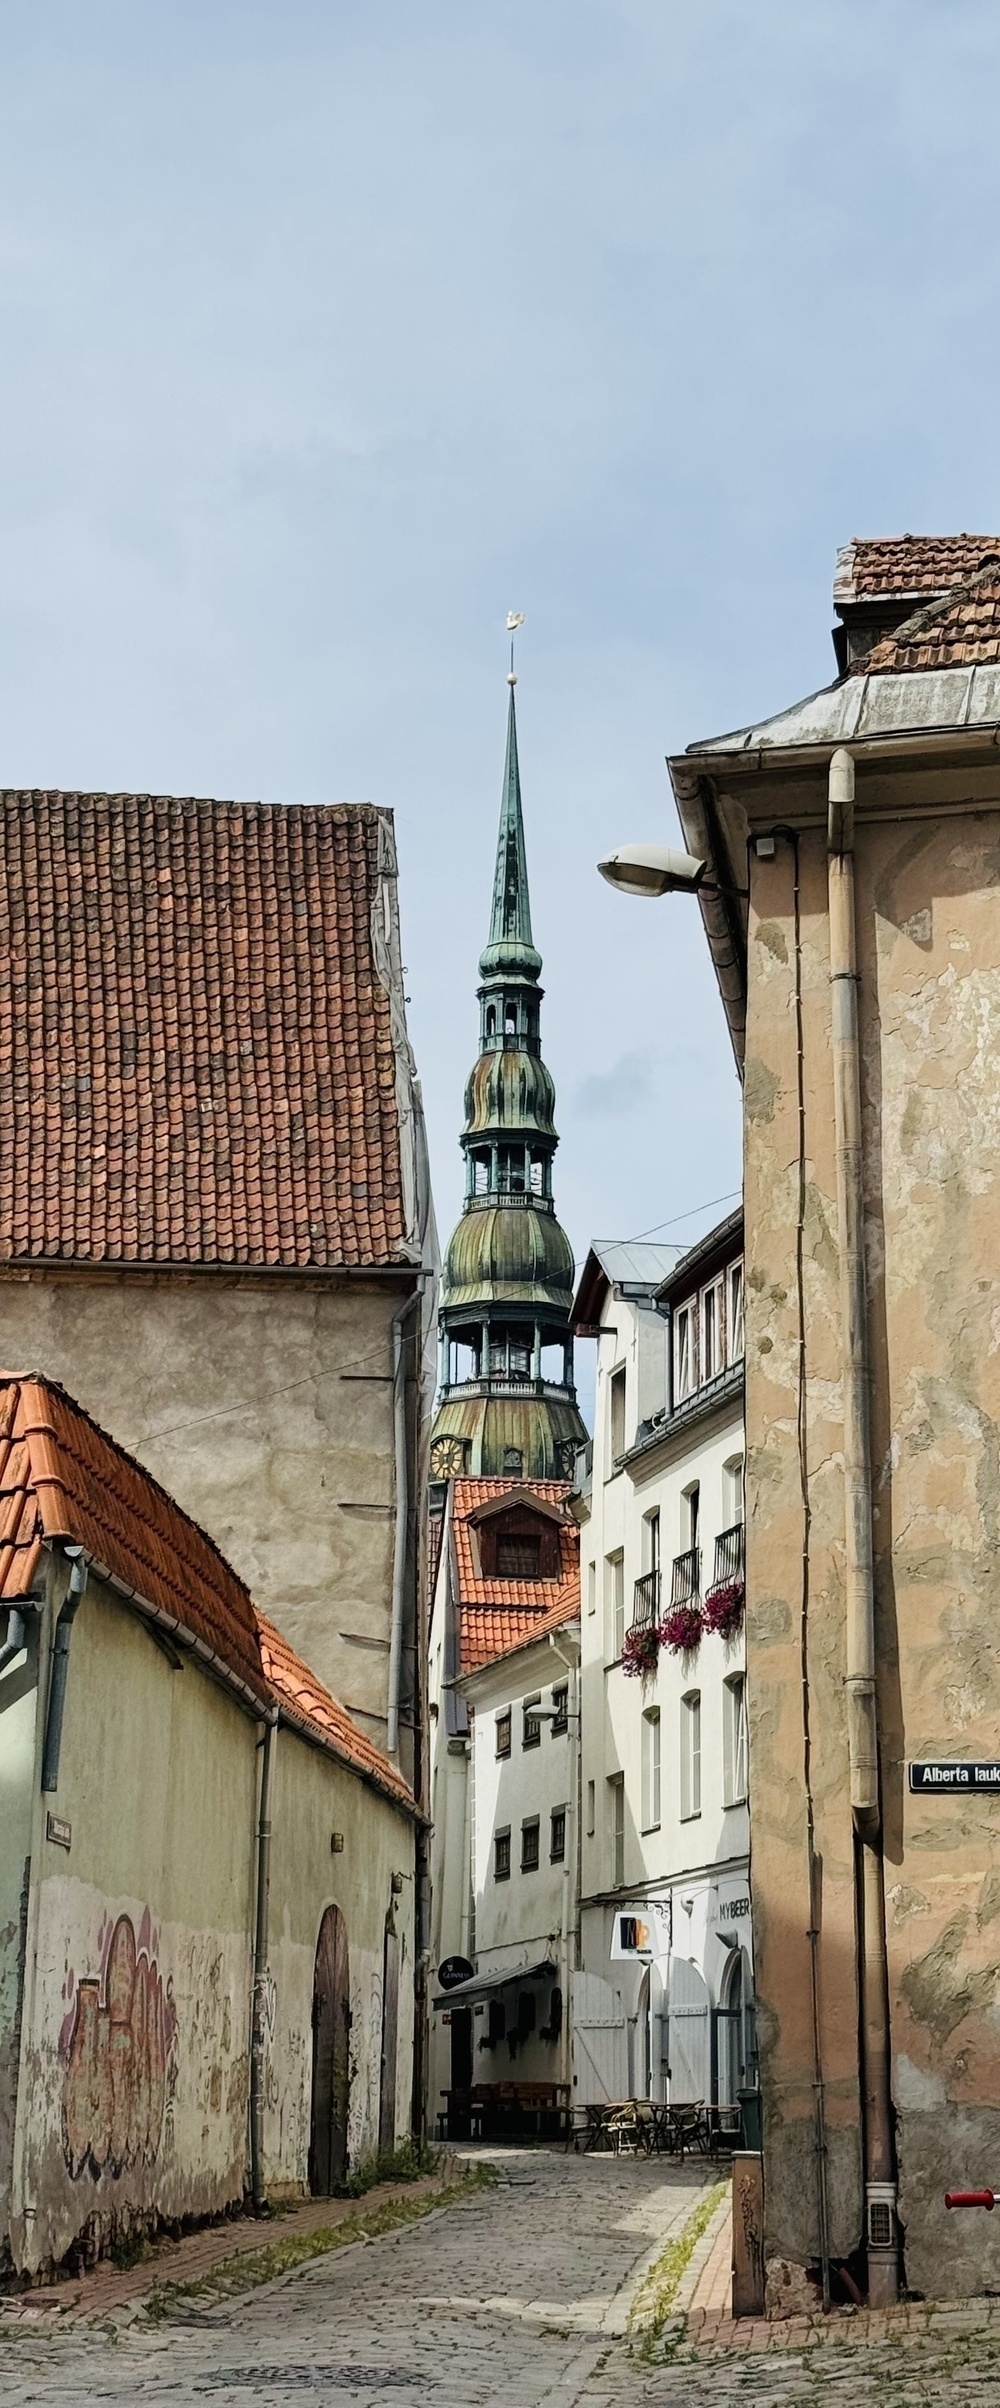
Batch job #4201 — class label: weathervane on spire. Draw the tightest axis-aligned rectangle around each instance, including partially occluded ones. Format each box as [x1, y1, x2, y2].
[506, 610, 525, 685]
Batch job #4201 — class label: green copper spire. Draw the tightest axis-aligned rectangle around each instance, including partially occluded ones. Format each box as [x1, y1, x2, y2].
[430, 670, 587, 1486]
[479, 681, 542, 981]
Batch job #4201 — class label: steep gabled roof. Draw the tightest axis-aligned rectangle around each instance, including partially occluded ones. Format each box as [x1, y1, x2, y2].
[458, 1587, 579, 1686]
[257, 1614, 415, 1811]
[449, 1475, 580, 1674]
[0, 792, 416, 1270]
[0, 1371, 267, 1700]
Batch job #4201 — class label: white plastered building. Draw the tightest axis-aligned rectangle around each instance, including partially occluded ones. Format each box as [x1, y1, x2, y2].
[571, 1218, 754, 2113]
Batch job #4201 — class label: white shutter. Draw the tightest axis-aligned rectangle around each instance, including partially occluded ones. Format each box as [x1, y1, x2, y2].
[571, 1971, 628, 2104]
[668, 1958, 711, 2103]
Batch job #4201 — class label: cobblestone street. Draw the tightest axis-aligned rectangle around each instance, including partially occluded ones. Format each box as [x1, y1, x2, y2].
[6, 2149, 1000, 2408]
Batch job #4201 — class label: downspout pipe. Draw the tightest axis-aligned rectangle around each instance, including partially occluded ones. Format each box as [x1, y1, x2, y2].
[827, 747, 899, 2305]
[387, 1289, 420, 1757]
[41, 1547, 89, 1794]
[249, 1707, 279, 2215]
[0, 1599, 34, 1681]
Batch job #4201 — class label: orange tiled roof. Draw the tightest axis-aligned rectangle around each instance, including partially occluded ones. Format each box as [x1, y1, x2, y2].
[849, 561, 1000, 677]
[0, 1372, 267, 1700]
[466, 1586, 579, 1675]
[256, 1614, 415, 1811]
[450, 1477, 580, 1675]
[0, 793, 411, 1268]
[836, 535, 1000, 605]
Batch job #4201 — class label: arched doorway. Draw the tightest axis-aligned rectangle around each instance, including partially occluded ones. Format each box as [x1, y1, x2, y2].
[667, 1958, 711, 2103]
[718, 1946, 756, 2105]
[378, 1910, 400, 2153]
[310, 1904, 350, 2194]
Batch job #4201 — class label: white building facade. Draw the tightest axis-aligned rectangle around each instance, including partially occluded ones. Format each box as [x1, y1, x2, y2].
[571, 1218, 754, 2115]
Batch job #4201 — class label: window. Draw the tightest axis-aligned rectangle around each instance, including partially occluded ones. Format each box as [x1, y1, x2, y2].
[551, 1685, 568, 1736]
[728, 1259, 745, 1364]
[681, 1693, 702, 1821]
[502, 1447, 524, 1477]
[606, 1553, 625, 1661]
[586, 1779, 596, 1837]
[550, 1806, 566, 1862]
[495, 1709, 511, 1759]
[521, 1816, 540, 1872]
[701, 1277, 724, 1383]
[487, 1999, 505, 2047]
[529, 1153, 546, 1196]
[642, 1707, 661, 1831]
[684, 1482, 700, 1554]
[498, 1534, 539, 1576]
[587, 1561, 597, 1617]
[674, 1304, 694, 1402]
[522, 1696, 541, 1749]
[724, 1674, 748, 1806]
[608, 1773, 625, 1888]
[609, 1365, 626, 1466]
[498, 1145, 526, 1194]
[494, 1828, 511, 1881]
[643, 1509, 660, 1572]
[724, 1456, 745, 1528]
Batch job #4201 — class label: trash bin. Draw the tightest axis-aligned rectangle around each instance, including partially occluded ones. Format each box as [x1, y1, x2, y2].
[738, 2088, 762, 2151]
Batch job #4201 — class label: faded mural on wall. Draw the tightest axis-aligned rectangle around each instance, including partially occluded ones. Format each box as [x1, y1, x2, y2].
[60, 1909, 177, 2180]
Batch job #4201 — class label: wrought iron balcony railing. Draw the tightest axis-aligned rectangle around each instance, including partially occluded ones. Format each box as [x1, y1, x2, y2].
[630, 1568, 661, 1630]
[712, 1523, 745, 1586]
[670, 1546, 701, 1606]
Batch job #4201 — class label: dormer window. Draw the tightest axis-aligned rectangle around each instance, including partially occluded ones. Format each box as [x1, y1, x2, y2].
[498, 1533, 541, 1578]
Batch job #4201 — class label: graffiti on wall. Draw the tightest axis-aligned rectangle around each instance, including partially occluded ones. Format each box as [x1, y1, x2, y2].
[60, 1910, 177, 2180]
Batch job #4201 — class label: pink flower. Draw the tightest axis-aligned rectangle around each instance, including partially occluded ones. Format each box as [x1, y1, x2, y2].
[659, 1602, 704, 1655]
[702, 1579, 745, 1641]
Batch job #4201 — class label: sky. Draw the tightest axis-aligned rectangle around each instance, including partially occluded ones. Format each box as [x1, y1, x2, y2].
[2, 0, 999, 1318]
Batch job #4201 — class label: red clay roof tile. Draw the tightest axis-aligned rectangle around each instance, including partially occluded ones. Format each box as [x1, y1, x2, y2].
[449, 1477, 580, 1675]
[256, 1614, 415, 1811]
[0, 794, 411, 1268]
[835, 535, 1000, 605]
[848, 560, 1000, 676]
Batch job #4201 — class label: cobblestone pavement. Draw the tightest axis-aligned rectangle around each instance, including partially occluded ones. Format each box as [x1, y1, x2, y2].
[0, 2147, 710, 2407]
[7, 2149, 1000, 2406]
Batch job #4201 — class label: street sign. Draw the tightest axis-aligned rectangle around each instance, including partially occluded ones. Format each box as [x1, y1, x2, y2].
[909, 1761, 1000, 1793]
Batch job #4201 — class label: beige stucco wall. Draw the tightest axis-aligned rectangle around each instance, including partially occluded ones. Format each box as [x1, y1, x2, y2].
[8, 1572, 257, 2275]
[263, 1728, 415, 2191]
[742, 768, 1000, 2297]
[0, 1270, 409, 1739]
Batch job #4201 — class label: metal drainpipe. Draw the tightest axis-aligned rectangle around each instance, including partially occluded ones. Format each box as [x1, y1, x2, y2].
[249, 1707, 278, 2215]
[387, 1291, 420, 1757]
[40, 1548, 89, 1794]
[0, 1601, 32, 1680]
[827, 746, 899, 2305]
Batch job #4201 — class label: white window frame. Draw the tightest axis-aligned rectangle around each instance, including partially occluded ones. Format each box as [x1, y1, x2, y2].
[608, 1771, 626, 1888]
[700, 1276, 724, 1384]
[724, 1673, 748, 1807]
[606, 1551, 625, 1662]
[608, 1364, 627, 1469]
[680, 1691, 702, 1822]
[727, 1258, 745, 1364]
[673, 1303, 694, 1403]
[642, 1706, 661, 1832]
[587, 1560, 597, 1616]
[723, 1454, 745, 1528]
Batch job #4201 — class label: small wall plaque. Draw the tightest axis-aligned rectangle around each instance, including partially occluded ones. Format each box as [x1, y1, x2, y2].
[331, 1831, 345, 1853]
[909, 1761, 1000, 1793]
[46, 1812, 71, 1849]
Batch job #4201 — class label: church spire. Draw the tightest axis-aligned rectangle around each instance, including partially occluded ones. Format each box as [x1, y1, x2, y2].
[480, 680, 542, 981]
[429, 661, 588, 1487]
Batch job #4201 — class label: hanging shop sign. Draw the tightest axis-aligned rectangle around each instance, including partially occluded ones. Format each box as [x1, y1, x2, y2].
[909, 1761, 1000, 1793]
[610, 1902, 670, 1961]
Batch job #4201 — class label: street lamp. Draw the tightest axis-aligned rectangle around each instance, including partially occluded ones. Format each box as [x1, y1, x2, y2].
[597, 844, 707, 899]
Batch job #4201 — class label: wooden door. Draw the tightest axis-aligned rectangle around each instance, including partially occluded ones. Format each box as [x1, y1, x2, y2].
[310, 1904, 351, 2194]
[378, 1915, 400, 2153]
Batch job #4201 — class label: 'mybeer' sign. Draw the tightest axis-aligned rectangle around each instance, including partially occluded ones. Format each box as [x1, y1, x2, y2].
[909, 1761, 1000, 1793]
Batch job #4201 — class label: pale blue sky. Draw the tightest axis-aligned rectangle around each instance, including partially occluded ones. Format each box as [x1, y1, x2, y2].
[2, 1, 999, 1289]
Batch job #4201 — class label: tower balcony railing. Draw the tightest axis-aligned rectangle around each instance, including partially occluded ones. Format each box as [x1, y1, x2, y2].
[712, 1523, 745, 1586]
[465, 1190, 554, 1213]
[439, 1373, 577, 1403]
[629, 1568, 661, 1632]
[670, 1546, 701, 1606]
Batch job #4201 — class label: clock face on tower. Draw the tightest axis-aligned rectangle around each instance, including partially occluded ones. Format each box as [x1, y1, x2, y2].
[430, 1434, 468, 1480]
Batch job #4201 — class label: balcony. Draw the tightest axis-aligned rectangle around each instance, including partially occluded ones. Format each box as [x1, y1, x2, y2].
[630, 1568, 661, 1631]
[670, 1546, 701, 1606]
[712, 1523, 745, 1585]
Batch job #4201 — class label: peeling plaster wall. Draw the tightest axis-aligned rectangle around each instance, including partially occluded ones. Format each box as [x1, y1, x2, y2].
[743, 775, 1000, 2298]
[7, 1576, 256, 2276]
[263, 1731, 415, 2192]
[0, 1273, 408, 1744]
